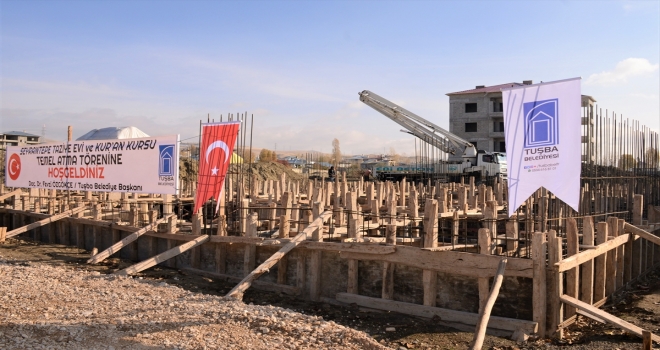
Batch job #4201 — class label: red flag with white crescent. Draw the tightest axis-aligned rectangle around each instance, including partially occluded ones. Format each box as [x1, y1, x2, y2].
[193, 122, 240, 215]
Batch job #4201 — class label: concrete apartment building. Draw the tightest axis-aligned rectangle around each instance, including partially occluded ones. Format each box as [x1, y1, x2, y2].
[446, 81, 596, 162]
[0, 131, 41, 150]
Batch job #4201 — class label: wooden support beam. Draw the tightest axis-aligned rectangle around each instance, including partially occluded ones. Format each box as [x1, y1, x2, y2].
[335, 292, 537, 334]
[643, 330, 653, 350]
[87, 215, 172, 264]
[565, 218, 579, 319]
[606, 217, 618, 296]
[581, 217, 595, 305]
[6, 206, 86, 238]
[226, 211, 331, 300]
[0, 227, 6, 242]
[547, 233, 563, 338]
[624, 223, 660, 247]
[616, 219, 625, 289]
[341, 245, 533, 279]
[0, 189, 22, 202]
[594, 222, 608, 303]
[555, 233, 630, 273]
[471, 258, 507, 350]
[115, 235, 210, 276]
[560, 294, 659, 343]
[532, 232, 547, 338]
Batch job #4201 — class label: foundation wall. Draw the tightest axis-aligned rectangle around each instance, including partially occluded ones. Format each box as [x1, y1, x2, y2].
[0, 209, 533, 322]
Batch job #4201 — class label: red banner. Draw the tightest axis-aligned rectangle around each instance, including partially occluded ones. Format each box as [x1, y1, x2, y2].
[193, 122, 240, 215]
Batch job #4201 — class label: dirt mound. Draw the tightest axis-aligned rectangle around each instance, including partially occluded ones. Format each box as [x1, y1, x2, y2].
[230, 162, 306, 182]
[179, 159, 306, 184]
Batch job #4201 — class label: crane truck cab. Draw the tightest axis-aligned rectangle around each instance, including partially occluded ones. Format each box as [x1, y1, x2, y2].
[469, 150, 507, 179]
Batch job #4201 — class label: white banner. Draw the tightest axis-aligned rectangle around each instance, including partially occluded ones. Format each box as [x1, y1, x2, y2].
[5, 135, 180, 194]
[502, 78, 582, 217]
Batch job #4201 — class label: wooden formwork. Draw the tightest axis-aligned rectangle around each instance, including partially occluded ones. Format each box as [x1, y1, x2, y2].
[1, 179, 659, 343]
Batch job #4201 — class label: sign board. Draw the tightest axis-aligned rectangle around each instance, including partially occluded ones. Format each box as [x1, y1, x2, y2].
[502, 78, 581, 217]
[5, 135, 180, 194]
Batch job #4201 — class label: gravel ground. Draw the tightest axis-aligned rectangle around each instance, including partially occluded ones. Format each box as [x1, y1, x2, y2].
[0, 257, 384, 350]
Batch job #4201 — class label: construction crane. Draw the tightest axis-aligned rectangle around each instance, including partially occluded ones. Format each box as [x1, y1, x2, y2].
[358, 90, 506, 181]
[358, 90, 478, 161]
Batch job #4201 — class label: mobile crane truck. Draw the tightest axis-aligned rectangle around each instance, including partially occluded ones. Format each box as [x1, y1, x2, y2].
[358, 90, 507, 183]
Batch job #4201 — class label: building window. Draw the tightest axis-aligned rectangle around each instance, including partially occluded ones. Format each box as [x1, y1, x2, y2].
[492, 98, 503, 112]
[494, 121, 504, 132]
[499, 141, 506, 152]
[465, 123, 477, 132]
[465, 103, 477, 113]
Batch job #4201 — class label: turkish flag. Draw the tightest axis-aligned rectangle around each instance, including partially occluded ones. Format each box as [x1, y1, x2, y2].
[193, 122, 240, 215]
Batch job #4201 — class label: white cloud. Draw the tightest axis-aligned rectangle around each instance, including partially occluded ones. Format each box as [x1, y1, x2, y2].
[585, 58, 659, 86]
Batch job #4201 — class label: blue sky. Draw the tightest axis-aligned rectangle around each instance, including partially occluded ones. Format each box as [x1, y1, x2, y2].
[1, 0, 658, 155]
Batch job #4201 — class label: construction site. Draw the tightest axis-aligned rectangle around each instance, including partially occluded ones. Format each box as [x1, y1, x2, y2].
[1, 83, 660, 350]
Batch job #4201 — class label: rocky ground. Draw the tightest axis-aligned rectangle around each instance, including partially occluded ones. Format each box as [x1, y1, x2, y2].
[1, 237, 659, 349]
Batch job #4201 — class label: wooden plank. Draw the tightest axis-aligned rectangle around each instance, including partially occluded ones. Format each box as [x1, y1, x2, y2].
[116, 235, 210, 276]
[581, 217, 595, 305]
[226, 211, 331, 300]
[340, 245, 533, 279]
[606, 217, 618, 296]
[565, 218, 579, 319]
[422, 244, 478, 251]
[336, 292, 537, 334]
[547, 234, 563, 338]
[87, 215, 172, 264]
[632, 234, 643, 281]
[343, 237, 421, 243]
[0, 189, 22, 202]
[624, 224, 634, 286]
[643, 330, 653, 350]
[616, 219, 625, 290]
[532, 232, 547, 338]
[145, 232, 196, 242]
[624, 223, 660, 247]
[299, 241, 396, 254]
[471, 258, 507, 350]
[6, 206, 86, 238]
[555, 233, 630, 273]
[560, 294, 660, 342]
[210, 236, 265, 244]
[594, 222, 607, 302]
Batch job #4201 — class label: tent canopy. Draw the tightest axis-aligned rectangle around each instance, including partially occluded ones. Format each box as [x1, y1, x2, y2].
[77, 126, 149, 140]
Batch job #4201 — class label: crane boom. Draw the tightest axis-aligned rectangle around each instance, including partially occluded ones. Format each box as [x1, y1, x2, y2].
[358, 90, 477, 159]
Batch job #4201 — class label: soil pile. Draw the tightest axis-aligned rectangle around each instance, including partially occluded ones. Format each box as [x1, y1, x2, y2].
[230, 162, 306, 182]
[179, 159, 305, 184]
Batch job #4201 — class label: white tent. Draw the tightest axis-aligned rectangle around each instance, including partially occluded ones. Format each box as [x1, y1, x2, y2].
[76, 126, 149, 141]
